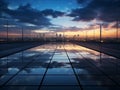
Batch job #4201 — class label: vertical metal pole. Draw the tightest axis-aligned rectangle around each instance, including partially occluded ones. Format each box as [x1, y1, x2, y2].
[99, 24, 102, 64]
[100, 24, 102, 42]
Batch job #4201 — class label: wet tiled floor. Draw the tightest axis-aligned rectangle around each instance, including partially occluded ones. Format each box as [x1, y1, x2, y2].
[0, 43, 120, 90]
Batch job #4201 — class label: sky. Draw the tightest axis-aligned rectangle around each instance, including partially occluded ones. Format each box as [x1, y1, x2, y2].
[0, 0, 120, 38]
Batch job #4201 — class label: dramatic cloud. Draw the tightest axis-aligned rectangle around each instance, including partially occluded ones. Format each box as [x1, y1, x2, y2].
[41, 9, 64, 18]
[68, 0, 120, 22]
[7, 4, 51, 26]
[68, 8, 97, 21]
[0, 0, 64, 27]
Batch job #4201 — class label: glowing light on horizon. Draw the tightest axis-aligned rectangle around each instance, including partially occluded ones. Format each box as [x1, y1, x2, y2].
[33, 30, 54, 33]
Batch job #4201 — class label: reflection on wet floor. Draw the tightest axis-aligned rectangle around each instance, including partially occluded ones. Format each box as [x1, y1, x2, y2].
[0, 43, 120, 90]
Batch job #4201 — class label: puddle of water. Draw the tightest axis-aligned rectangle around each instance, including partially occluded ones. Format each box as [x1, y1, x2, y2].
[42, 75, 78, 85]
[46, 68, 74, 75]
[0, 43, 120, 90]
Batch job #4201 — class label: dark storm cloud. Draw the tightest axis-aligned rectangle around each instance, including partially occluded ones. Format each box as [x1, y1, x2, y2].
[0, 0, 64, 26]
[41, 9, 64, 18]
[68, 0, 120, 22]
[68, 8, 97, 21]
[7, 4, 52, 26]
